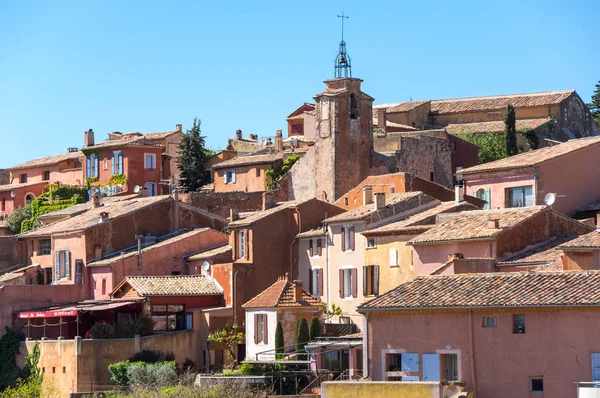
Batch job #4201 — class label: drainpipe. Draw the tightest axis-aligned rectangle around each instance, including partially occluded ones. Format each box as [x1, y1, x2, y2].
[469, 310, 477, 397]
[232, 269, 239, 324]
[528, 166, 540, 206]
[290, 207, 302, 279]
[363, 312, 370, 379]
[135, 234, 143, 271]
[325, 221, 330, 308]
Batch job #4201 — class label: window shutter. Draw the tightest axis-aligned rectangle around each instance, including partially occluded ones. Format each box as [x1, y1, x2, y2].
[65, 251, 71, 279]
[86, 156, 91, 178]
[309, 269, 314, 294]
[112, 152, 115, 175]
[118, 152, 123, 174]
[339, 269, 344, 298]
[484, 189, 491, 210]
[318, 269, 324, 296]
[231, 170, 236, 183]
[350, 227, 355, 251]
[224, 171, 228, 184]
[94, 156, 99, 177]
[472, 190, 477, 197]
[362, 266, 368, 296]
[317, 239, 322, 256]
[245, 229, 249, 259]
[263, 314, 268, 344]
[254, 314, 259, 344]
[55, 251, 61, 280]
[309, 240, 314, 257]
[373, 265, 380, 296]
[351, 268, 358, 298]
[341, 227, 346, 251]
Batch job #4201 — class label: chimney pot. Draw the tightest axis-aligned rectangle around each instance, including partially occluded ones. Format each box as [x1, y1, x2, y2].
[274, 130, 283, 151]
[176, 124, 182, 132]
[262, 191, 276, 211]
[374, 192, 386, 210]
[362, 186, 373, 205]
[235, 129, 243, 140]
[84, 129, 95, 147]
[487, 219, 500, 229]
[455, 186, 465, 204]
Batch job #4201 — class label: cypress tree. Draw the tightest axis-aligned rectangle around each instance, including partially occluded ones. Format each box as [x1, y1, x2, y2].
[588, 81, 600, 127]
[177, 118, 209, 192]
[504, 103, 518, 156]
[295, 318, 309, 357]
[309, 316, 321, 341]
[275, 321, 284, 359]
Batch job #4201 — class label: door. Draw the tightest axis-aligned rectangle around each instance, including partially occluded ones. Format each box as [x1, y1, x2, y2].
[422, 354, 440, 381]
[592, 353, 600, 381]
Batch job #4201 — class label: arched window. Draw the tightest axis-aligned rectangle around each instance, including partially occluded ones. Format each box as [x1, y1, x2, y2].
[25, 193, 35, 206]
[350, 93, 359, 119]
[389, 248, 399, 267]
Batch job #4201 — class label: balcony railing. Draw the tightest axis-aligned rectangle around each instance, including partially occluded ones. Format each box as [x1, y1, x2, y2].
[576, 382, 600, 398]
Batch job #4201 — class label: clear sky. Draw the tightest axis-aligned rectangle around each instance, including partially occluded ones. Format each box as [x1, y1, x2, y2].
[0, 0, 597, 168]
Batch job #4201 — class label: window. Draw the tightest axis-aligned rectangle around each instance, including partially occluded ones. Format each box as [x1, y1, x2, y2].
[43, 171, 50, 181]
[256, 168, 261, 177]
[39, 239, 51, 255]
[340, 226, 355, 252]
[145, 153, 156, 170]
[238, 230, 246, 259]
[429, 171, 434, 182]
[1, 198, 5, 211]
[506, 186, 533, 208]
[482, 316, 496, 328]
[474, 188, 491, 210]
[350, 93, 359, 119]
[254, 313, 268, 344]
[25, 193, 35, 206]
[366, 239, 376, 249]
[45, 268, 53, 284]
[20, 174, 27, 183]
[385, 353, 419, 373]
[389, 248, 399, 267]
[339, 268, 357, 299]
[513, 314, 526, 334]
[55, 250, 71, 280]
[207, 206, 214, 213]
[101, 279, 106, 295]
[112, 151, 123, 175]
[363, 265, 380, 296]
[151, 304, 185, 331]
[309, 238, 322, 257]
[309, 268, 324, 296]
[145, 182, 157, 197]
[171, 271, 181, 276]
[86, 154, 98, 178]
[228, 170, 236, 183]
[592, 353, 600, 381]
[530, 376, 544, 394]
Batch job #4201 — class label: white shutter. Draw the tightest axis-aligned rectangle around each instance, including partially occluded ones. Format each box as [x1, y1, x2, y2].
[65, 251, 71, 279]
[55, 251, 61, 280]
[231, 170, 236, 183]
[224, 171, 228, 184]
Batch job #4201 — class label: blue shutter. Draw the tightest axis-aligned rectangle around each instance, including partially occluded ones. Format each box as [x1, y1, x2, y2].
[483, 189, 491, 210]
[111, 152, 115, 175]
[118, 152, 123, 174]
[94, 156, 99, 177]
[231, 170, 236, 183]
[65, 251, 71, 279]
[86, 156, 91, 178]
[55, 251, 61, 280]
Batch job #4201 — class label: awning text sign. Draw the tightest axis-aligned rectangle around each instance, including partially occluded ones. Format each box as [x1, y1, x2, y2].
[18, 310, 78, 319]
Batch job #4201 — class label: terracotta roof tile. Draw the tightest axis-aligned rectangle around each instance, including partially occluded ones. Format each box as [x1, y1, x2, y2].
[296, 228, 327, 239]
[187, 244, 232, 261]
[358, 271, 600, 311]
[9, 152, 83, 170]
[212, 152, 283, 169]
[558, 231, 600, 249]
[121, 275, 222, 296]
[461, 136, 600, 175]
[497, 236, 576, 268]
[445, 118, 551, 134]
[84, 136, 164, 150]
[242, 276, 324, 308]
[0, 181, 48, 192]
[228, 200, 302, 228]
[409, 206, 546, 245]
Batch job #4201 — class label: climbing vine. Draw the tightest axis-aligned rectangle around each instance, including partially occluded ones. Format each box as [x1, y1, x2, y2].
[85, 174, 127, 190]
[265, 155, 299, 190]
[19, 184, 86, 233]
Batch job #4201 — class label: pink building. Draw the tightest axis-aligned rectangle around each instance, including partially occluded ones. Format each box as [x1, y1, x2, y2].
[461, 136, 600, 216]
[358, 271, 600, 397]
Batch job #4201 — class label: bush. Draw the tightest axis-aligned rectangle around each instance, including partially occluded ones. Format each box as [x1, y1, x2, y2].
[115, 316, 155, 338]
[129, 350, 175, 364]
[5, 206, 32, 233]
[109, 361, 131, 386]
[89, 321, 115, 339]
[308, 317, 321, 341]
[126, 361, 178, 388]
[294, 318, 309, 356]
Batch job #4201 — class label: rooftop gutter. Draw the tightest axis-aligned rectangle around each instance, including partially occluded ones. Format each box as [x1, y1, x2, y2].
[357, 303, 600, 313]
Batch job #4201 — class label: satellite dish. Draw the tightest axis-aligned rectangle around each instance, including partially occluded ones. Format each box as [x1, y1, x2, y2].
[133, 185, 140, 193]
[544, 193, 556, 206]
[201, 261, 210, 272]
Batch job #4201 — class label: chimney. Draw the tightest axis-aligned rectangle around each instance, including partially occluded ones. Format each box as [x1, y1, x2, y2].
[176, 124, 182, 132]
[229, 208, 239, 222]
[235, 129, 243, 140]
[108, 132, 123, 141]
[377, 108, 387, 130]
[95, 245, 102, 260]
[275, 130, 283, 151]
[487, 219, 500, 229]
[455, 185, 464, 204]
[266, 137, 273, 146]
[67, 147, 79, 153]
[447, 253, 464, 261]
[293, 280, 303, 302]
[374, 192, 386, 210]
[363, 186, 373, 205]
[99, 211, 110, 223]
[84, 129, 95, 147]
[92, 192, 102, 208]
[262, 191, 276, 211]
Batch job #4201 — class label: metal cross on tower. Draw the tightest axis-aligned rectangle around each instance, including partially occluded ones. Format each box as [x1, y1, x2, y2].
[334, 12, 352, 78]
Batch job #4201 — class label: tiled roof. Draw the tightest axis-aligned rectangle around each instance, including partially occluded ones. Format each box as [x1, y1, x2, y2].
[84, 136, 164, 150]
[0, 181, 47, 192]
[324, 191, 427, 223]
[120, 275, 222, 296]
[296, 228, 327, 239]
[242, 276, 324, 308]
[363, 201, 478, 236]
[143, 130, 181, 140]
[187, 244, 232, 261]
[17, 195, 172, 238]
[9, 152, 83, 170]
[212, 152, 283, 169]
[358, 271, 600, 311]
[445, 118, 551, 134]
[577, 199, 600, 212]
[558, 231, 600, 250]
[497, 236, 575, 268]
[37, 194, 140, 220]
[228, 200, 302, 228]
[460, 136, 600, 175]
[430, 90, 574, 115]
[409, 207, 546, 245]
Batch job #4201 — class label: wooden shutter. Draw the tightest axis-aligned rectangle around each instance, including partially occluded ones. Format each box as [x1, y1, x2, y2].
[262, 314, 268, 344]
[309, 239, 314, 257]
[111, 152, 115, 175]
[341, 227, 346, 251]
[231, 170, 236, 183]
[351, 268, 358, 298]
[373, 265, 380, 296]
[484, 189, 491, 210]
[254, 314, 259, 344]
[339, 269, 345, 298]
[224, 171, 228, 184]
[363, 266, 368, 296]
[318, 269, 324, 296]
[55, 251, 61, 280]
[317, 239, 322, 256]
[94, 156, 99, 177]
[65, 251, 71, 279]
[118, 152, 123, 174]
[245, 229, 249, 259]
[86, 155, 91, 178]
[350, 227, 355, 251]
[309, 269, 314, 294]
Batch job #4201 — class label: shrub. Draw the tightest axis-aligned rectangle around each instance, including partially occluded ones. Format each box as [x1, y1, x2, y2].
[275, 321, 284, 359]
[126, 361, 178, 388]
[294, 318, 309, 357]
[308, 317, 321, 341]
[129, 350, 175, 364]
[5, 205, 32, 233]
[115, 316, 155, 338]
[89, 321, 115, 339]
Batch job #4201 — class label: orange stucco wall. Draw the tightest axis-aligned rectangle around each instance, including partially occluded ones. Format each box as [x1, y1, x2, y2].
[213, 163, 278, 193]
[412, 241, 496, 275]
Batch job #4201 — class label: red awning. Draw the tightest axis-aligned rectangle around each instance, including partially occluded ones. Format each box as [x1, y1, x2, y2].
[16, 299, 142, 319]
[18, 309, 78, 319]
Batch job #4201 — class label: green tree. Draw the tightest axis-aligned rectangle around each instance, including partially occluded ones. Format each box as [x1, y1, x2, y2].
[275, 321, 284, 359]
[588, 81, 600, 127]
[177, 118, 209, 193]
[5, 205, 31, 233]
[207, 323, 244, 366]
[294, 318, 309, 358]
[504, 103, 518, 156]
[308, 317, 321, 341]
[454, 131, 506, 164]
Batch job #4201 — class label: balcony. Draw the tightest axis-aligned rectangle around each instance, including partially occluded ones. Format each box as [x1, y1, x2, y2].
[576, 382, 600, 398]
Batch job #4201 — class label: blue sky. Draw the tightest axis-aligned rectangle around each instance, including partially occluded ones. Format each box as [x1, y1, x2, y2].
[0, 0, 597, 168]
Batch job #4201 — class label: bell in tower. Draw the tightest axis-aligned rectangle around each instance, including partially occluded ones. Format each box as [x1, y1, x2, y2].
[334, 12, 352, 78]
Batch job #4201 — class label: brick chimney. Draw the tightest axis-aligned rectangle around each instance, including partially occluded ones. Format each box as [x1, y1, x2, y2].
[230, 208, 239, 222]
[275, 130, 283, 151]
[487, 219, 500, 229]
[235, 129, 243, 140]
[377, 108, 387, 131]
[84, 129, 95, 147]
[363, 186, 373, 205]
[262, 191, 276, 211]
[67, 147, 79, 153]
[176, 124, 182, 132]
[108, 132, 123, 141]
[266, 137, 273, 146]
[99, 211, 110, 223]
[374, 192, 386, 210]
[91, 192, 102, 208]
[293, 280, 303, 302]
[455, 185, 464, 204]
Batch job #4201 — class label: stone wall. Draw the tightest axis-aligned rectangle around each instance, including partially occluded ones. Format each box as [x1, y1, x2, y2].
[560, 93, 595, 138]
[0, 236, 22, 272]
[182, 190, 269, 219]
[0, 169, 9, 185]
[393, 135, 453, 188]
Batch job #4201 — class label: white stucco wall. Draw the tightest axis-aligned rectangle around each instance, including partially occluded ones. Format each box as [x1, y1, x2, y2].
[245, 308, 277, 360]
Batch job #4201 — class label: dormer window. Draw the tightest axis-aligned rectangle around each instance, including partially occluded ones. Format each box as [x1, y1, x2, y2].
[350, 93, 359, 119]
